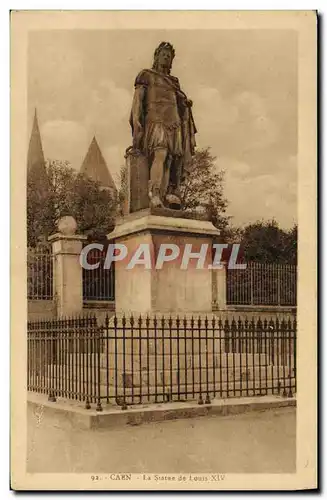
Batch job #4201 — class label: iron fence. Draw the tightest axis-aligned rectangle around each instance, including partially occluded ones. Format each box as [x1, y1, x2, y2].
[27, 248, 53, 300]
[27, 314, 296, 410]
[82, 244, 115, 301]
[226, 263, 297, 306]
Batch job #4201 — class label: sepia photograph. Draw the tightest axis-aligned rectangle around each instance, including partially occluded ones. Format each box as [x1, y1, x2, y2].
[10, 10, 317, 490]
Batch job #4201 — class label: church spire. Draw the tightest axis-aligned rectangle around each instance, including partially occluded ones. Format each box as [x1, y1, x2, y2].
[27, 109, 46, 174]
[27, 109, 49, 195]
[80, 136, 117, 192]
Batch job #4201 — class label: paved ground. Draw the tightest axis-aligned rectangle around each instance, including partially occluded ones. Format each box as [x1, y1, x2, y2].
[27, 405, 296, 474]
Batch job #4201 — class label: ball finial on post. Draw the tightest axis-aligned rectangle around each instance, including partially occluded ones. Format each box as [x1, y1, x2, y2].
[57, 215, 78, 236]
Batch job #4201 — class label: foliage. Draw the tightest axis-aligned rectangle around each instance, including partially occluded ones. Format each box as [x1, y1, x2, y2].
[225, 221, 298, 306]
[237, 219, 298, 264]
[179, 147, 230, 232]
[27, 159, 118, 246]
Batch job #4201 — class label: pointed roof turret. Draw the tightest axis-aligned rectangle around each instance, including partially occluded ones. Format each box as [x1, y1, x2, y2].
[27, 109, 49, 194]
[80, 136, 116, 191]
[27, 109, 46, 173]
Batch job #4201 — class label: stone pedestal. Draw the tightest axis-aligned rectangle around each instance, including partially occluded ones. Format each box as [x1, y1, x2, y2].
[108, 208, 220, 314]
[49, 232, 87, 316]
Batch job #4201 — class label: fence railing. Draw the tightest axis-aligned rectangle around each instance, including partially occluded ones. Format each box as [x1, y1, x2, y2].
[226, 263, 297, 306]
[27, 248, 53, 300]
[27, 314, 296, 410]
[82, 245, 115, 302]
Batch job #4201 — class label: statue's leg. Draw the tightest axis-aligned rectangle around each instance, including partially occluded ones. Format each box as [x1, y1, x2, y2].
[149, 147, 168, 208]
[161, 155, 172, 201]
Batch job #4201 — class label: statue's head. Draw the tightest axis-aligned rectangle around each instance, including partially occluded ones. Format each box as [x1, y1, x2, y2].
[152, 42, 175, 74]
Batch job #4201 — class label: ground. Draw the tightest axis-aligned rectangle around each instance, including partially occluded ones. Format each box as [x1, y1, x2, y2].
[27, 406, 296, 474]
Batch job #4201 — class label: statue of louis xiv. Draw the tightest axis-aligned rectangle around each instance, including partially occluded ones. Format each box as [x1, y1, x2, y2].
[129, 42, 197, 210]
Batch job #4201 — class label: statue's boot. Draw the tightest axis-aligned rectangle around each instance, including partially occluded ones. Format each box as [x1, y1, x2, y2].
[165, 193, 181, 208]
[166, 187, 182, 209]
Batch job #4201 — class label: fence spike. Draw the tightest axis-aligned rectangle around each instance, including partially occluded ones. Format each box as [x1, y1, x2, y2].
[122, 314, 126, 327]
[212, 316, 216, 329]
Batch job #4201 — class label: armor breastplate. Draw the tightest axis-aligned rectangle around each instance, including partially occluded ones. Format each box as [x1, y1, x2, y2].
[145, 74, 181, 128]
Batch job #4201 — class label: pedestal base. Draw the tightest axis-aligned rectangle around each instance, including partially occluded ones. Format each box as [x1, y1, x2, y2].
[108, 210, 220, 314]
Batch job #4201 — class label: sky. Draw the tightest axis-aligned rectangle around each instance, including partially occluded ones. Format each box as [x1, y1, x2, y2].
[28, 29, 297, 228]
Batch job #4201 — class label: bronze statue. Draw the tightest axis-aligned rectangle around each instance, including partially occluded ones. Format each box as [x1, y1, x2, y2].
[129, 42, 197, 209]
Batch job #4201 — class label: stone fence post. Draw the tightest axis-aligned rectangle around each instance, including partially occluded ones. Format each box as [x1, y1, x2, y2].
[48, 216, 87, 317]
[216, 263, 227, 310]
[212, 263, 227, 310]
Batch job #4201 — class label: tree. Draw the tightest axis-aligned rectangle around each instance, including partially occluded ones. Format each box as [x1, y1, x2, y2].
[238, 219, 297, 264]
[27, 159, 118, 247]
[225, 220, 297, 307]
[27, 162, 56, 248]
[283, 224, 298, 264]
[180, 147, 230, 232]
